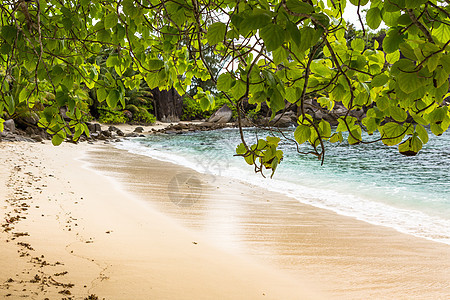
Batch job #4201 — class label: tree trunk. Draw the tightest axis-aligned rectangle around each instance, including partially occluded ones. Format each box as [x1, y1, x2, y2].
[151, 88, 183, 122]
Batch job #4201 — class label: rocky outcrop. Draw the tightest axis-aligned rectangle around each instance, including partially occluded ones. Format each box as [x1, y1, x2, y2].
[155, 122, 237, 134]
[3, 119, 15, 132]
[208, 104, 233, 123]
[258, 111, 297, 128]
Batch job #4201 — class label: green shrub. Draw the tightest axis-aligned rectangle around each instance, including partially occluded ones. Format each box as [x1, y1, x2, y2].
[132, 107, 156, 124]
[98, 107, 127, 124]
[181, 95, 237, 121]
[125, 104, 139, 114]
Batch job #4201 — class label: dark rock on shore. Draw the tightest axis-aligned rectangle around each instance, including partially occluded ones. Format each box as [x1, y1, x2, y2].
[208, 104, 233, 123]
[154, 122, 237, 134]
[134, 127, 144, 133]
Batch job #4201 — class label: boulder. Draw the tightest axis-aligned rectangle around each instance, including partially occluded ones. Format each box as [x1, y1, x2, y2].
[3, 119, 15, 132]
[208, 104, 233, 123]
[125, 132, 139, 137]
[31, 135, 43, 142]
[116, 130, 124, 136]
[100, 130, 112, 138]
[134, 126, 144, 133]
[260, 113, 295, 128]
[87, 122, 102, 133]
[108, 125, 120, 132]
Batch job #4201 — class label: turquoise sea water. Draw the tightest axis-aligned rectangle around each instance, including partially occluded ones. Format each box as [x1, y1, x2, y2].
[117, 128, 450, 245]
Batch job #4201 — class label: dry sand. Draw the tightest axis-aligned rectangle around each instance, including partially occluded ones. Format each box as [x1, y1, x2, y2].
[0, 141, 323, 299]
[0, 137, 449, 299]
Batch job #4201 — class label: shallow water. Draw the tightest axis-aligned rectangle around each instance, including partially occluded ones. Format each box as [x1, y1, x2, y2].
[117, 128, 450, 245]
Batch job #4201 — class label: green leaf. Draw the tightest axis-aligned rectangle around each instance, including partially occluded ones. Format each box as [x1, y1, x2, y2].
[376, 96, 389, 111]
[260, 24, 285, 52]
[398, 136, 422, 156]
[440, 54, 450, 74]
[148, 59, 164, 70]
[397, 71, 422, 93]
[231, 80, 246, 100]
[415, 125, 428, 144]
[285, 0, 314, 14]
[19, 88, 29, 103]
[1, 25, 17, 43]
[399, 43, 416, 60]
[405, 0, 427, 8]
[51, 133, 65, 146]
[104, 13, 118, 29]
[297, 27, 318, 52]
[380, 122, 406, 145]
[5, 95, 15, 115]
[207, 22, 226, 45]
[390, 106, 408, 122]
[366, 7, 382, 30]
[0, 43, 11, 55]
[106, 55, 120, 67]
[286, 21, 301, 47]
[351, 39, 365, 52]
[348, 125, 362, 145]
[372, 74, 389, 87]
[266, 136, 281, 145]
[318, 120, 331, 138]
[383, 29, 405, 54]
[236, 143, 247, 155]
[106, 89, 120, 108]
[330, 132, 343, 143]
[294, 125, 311, 144]
[0, 118, 4, 132]
[432, 23, 450, 44]
[97, 88, 107, 102]
[268, 88, 285, 117]
[239, 13, 272, 36]
[386, 51, 400, 64]
[273, 47, 287, 65]
[145, 72, 160, 89]
[430, 123, 444, 136]
[217, 73, 233, 92]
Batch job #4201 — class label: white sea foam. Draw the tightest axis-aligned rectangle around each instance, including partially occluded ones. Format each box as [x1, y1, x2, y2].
[116, 139, 450, 245]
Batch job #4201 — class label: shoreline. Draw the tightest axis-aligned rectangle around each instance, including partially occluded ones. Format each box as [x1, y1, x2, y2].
[0, 141, 325, 299]
[116, 130, 450, 247]
[85, 144, 450, 299]
[1, 140, 449, 299]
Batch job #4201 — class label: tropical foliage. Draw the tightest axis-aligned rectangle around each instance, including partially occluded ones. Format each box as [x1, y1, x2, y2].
[0, 0, 449, 176]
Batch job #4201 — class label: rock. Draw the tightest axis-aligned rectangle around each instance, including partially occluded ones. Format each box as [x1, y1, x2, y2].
[108, 126, 120, 132]
[3, 119, 15, 132]
[116, 130, 124, 136]
[94, 124, 102, 133]
[101, 130, 112, 138]
[208, 104, 233, 123]
[125, 132, 139, 137]
[60, 107, 70, 121]
[261, 113, 295, 128]
[133, 127, 144, 133]
[19, 112, 39, 125]
[31, 135, 43, 142]
[25, 126, 35, 136]
[87, 123, 102, 133]
[199, 122, 214, 128]
[349, 109, 366, 120]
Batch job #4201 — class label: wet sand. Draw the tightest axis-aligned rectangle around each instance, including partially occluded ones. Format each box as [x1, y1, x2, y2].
[86, 145, 450, 299]
[0, 141, 323, 299]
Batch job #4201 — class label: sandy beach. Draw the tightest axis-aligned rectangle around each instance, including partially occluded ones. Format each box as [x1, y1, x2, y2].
[1, 132, 449, 299]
